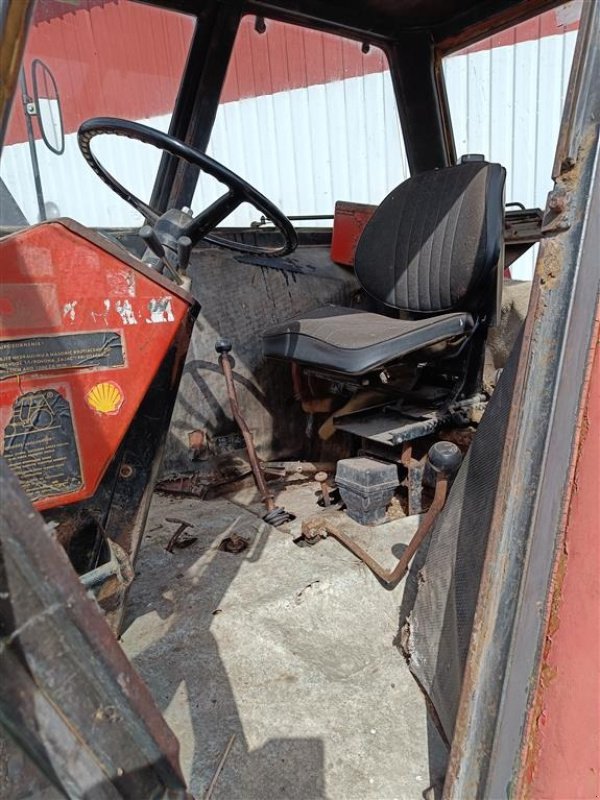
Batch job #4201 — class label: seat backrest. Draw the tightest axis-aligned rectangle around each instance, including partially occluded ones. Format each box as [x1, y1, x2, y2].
[354, 161, 506, 315]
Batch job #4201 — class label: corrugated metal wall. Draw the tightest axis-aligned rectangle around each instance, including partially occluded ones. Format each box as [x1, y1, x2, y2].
[444, 25, 578, 277]
[0, 3, 580, 280]
[446, 34, 576, 209]
[196, 70, 408, 226]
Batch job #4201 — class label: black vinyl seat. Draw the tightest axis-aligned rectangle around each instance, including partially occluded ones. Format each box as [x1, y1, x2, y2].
[263, 305, 473, 375]
[263, 159, 506, 378]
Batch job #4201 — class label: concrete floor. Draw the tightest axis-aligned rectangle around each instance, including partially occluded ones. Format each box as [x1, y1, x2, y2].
[120, 480, 448, 800]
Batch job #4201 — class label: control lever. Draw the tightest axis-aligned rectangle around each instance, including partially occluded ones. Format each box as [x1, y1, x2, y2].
[139, 225, 182, 285]
[428, 440, 463, 476]
[177, 236, 193, 272]
[139, 224, 165, 259]
[216, 338, 291, 527]
[300, 441, 462, 587]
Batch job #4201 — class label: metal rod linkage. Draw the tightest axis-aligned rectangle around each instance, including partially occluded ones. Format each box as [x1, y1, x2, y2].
[302, 474, 448, 587]
[216, 338, 290, 526]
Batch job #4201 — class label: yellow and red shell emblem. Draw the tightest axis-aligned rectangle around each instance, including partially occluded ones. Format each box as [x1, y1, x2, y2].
[86, 381, 124, 415]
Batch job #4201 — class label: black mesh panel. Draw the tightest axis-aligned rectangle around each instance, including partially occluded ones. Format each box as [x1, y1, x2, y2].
[401, 328, 523, 741]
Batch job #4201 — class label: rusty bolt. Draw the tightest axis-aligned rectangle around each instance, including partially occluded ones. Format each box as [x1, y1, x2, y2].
[315, 471, 331, 507]
[548, 192, 567, 213]
[119, 464, 134, 479]
[165, 518, 194, 553]
[301, 520, 329, 542]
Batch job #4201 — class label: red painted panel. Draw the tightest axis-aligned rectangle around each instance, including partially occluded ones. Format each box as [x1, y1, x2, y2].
[523, 320, 600, 798]
[304, 30, 327, 88]
[321, 29, 345, 85]
[330, 200, 376, 267]
[284, 23, 309, 91]
[0, 220, 192, 511]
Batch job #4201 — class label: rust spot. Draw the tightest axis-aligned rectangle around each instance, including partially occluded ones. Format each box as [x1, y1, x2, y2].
[521, 537, 569, 795]
[548, 193, 567, 213]
[188, 429, 206, 449]
[439, 426, 476, 452]
[219, 533, 249, 554]
[538, 241, 562, 290]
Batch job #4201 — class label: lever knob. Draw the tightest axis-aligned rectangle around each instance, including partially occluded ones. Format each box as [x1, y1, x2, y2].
[139, 225, 165, 259]
[428, 441, 462, 476]
[177, 235, 193, 271]
[215, 338, 233, 354]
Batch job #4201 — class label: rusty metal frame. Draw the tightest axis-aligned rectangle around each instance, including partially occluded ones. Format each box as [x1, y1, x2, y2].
[433, 0, 564, 54]
[0, 0, 35, 150]
[0, 459, 192, 798]
[443, 3, 600, 796]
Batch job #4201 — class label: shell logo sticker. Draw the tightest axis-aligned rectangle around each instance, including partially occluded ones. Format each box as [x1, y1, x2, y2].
[86, 381, 124, 415]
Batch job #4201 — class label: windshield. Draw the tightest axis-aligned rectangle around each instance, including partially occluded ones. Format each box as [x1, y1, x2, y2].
[0, 0, 195, 230]
[194, 16, 408, 228]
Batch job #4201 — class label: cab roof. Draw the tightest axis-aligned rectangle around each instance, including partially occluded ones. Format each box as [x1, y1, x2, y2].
[157, 0, 565, 50]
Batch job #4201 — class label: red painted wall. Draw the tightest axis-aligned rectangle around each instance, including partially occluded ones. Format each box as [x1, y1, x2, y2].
[460, 5, 579, 54]
[524, 318, 600, 798]
[6, 0, 195, 145]
[219, 16, 386, 103]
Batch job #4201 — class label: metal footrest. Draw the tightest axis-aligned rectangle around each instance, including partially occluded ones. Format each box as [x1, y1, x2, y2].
[334, 395, 486, 446]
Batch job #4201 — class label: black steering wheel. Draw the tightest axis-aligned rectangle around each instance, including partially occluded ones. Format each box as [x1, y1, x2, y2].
[77, 117, 297, 257]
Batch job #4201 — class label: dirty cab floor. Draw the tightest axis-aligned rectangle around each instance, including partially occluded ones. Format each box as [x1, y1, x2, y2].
[120, 482, 448, 799]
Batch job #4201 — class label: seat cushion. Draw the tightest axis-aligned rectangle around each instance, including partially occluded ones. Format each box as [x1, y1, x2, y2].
[263, 305, 473, 375]
[355, 161, 505, 314]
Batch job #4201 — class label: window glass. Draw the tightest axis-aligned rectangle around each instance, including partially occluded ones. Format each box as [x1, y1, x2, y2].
[443, 1, 582, 278]
[192, 17, 409, 227]
[1, 0, 195, 228]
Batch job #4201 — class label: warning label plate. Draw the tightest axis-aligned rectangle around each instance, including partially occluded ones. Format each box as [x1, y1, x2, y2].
[0, 331, 124, 380]
[3, 388, 83, 500]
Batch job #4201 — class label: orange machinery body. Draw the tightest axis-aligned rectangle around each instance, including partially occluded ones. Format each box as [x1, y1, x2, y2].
[0, 219, 197, 511]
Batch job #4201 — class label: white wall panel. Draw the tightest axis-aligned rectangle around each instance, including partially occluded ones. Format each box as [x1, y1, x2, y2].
[444, 30, 577, 277]
[0, 114, 171, 228]
[193, 70, 408, 227]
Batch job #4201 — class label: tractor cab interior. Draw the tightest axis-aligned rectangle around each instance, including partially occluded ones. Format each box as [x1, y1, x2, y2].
[1, 0, 595, 797]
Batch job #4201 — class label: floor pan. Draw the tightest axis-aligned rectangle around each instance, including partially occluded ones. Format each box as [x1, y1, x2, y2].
[120, 482, 448, 799]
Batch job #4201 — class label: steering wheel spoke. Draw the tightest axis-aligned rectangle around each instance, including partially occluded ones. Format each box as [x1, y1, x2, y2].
[185, 189, 242, 242]
[78, 118, 297, 257]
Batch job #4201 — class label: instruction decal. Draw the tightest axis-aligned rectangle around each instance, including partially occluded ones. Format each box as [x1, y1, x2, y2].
[146, 297, 174, 323]
[0, 331, 124, 379]
[3, 389, 83, 501]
